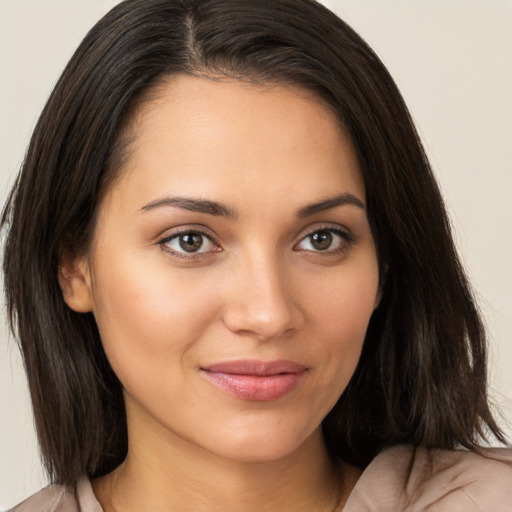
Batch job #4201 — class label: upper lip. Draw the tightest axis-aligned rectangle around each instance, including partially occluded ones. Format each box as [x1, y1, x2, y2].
[201, 360, 308, 376]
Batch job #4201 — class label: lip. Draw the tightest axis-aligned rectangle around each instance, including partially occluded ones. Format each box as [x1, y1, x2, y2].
[200, 360, 308, 401]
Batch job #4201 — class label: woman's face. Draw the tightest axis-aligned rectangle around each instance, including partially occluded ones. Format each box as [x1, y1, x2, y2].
[66, 76, 380, 463]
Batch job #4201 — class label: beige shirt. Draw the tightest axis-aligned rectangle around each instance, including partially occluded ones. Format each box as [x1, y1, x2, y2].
[9, 445, 512, 511]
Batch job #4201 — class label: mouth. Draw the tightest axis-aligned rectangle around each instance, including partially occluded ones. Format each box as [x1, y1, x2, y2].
[200, 360, 308, 401]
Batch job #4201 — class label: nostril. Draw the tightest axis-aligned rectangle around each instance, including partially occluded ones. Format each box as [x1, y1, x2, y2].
[221, 259, 305, 339]
[222, 299, 304, 341]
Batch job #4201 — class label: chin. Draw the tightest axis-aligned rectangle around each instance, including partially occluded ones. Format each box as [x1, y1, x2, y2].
[200, 419, 323, 464]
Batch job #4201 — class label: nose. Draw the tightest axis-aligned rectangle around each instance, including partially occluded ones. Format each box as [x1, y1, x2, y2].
[222, 253, 304, 341]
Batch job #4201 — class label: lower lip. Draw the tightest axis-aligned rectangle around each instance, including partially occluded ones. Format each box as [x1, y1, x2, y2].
[201, 370, 306, 401]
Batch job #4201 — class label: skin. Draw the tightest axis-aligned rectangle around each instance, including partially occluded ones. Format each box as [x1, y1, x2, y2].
[61, 76, 380, 511]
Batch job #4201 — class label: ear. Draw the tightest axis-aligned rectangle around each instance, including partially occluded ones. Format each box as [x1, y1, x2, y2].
[58, 251, 94, 313]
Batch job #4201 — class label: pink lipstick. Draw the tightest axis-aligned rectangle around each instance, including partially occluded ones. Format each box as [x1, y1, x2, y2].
[201, 360, 307, 401]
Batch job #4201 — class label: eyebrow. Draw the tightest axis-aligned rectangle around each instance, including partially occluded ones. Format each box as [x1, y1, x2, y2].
[140, 197, 238, 217]
[139, 192, 365, 218]
[297, 193, 365, 218]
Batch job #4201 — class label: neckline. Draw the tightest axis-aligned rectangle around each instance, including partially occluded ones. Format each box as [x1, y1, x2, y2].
[78, 447, 407, 512]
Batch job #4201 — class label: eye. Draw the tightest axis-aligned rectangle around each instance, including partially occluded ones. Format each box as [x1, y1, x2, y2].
[295, 228, 351, 253]
[160, 231, 218, 255]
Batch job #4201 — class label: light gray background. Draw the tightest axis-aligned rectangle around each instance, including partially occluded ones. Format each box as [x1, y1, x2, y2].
[1, 0, 511, 508]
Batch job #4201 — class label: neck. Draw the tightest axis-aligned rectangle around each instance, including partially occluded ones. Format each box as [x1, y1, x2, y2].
[93, 418, 355, 512]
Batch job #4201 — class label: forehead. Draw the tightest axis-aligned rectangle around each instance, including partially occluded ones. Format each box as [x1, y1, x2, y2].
[104, 75, 365, 214]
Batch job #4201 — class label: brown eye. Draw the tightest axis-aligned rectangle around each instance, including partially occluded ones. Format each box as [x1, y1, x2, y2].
[162, 231, 216, 254]
[179, 233, 203, 252]
[296, 228, 351, 253]
[310, 231, 333, 250]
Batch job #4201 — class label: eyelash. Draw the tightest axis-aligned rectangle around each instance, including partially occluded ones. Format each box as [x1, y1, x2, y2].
[294, 225, 354, 255]
[158, 228, 219, 259]
[158, 225, 354, 259]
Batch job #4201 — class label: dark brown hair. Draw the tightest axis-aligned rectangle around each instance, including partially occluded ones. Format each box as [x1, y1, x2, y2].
[2, 0, 507, 486]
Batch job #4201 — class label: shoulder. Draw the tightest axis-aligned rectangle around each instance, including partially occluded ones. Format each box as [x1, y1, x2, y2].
[345, 444, 512, 512]
[7, 479, 101, 512]
[402, 445, 512, 511]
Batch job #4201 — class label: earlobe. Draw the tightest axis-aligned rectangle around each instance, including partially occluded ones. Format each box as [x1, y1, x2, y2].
[58, 254, 94, 313]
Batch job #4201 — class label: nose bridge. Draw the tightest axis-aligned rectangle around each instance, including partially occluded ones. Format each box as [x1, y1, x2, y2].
[222, 246, 301, 340]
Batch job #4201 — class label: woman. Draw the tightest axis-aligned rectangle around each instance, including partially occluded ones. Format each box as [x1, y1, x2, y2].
[3, 0, 511, 510]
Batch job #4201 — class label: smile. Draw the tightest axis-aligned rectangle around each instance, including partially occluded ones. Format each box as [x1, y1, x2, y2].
[200, 360, 308, 401]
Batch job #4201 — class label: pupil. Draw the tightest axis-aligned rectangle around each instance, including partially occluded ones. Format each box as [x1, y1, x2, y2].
[311, 231, 332, 250]
[179, 233, 202, 252]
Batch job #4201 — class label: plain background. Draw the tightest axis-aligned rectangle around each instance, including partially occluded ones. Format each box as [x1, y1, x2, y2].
[1, 0, 511, 508]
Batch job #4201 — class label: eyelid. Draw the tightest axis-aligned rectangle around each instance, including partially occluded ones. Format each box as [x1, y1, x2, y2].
[297, 223, 354, 242]
[157, 226, 221, 258]
[294, 224, 354, 252]
[155, 223, 354, 259]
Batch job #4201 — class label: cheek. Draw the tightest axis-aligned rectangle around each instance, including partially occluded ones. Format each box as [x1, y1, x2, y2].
[89, 255, 221, 385]
[284, 260, 378, 429]
[304, 255, 379, 374]
[307, 255, 379, 333]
